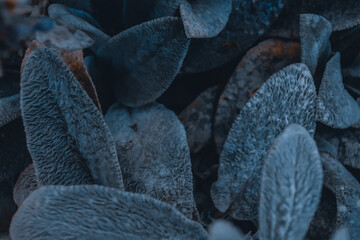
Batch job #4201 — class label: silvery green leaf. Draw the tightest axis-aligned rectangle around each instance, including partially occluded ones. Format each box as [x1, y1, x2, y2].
[211, 64, 316, 220]
[10, 185, 208, 240]
[208, 220, 245, 240]
[21, 46, 123, 188]
[13, 164, 38, 207]
[97, 17, 190, 107]
[316, 53, 360, 128]
[48, 4, 110, 52]
[300, 14, 332, 76]
[179, 86, 221, 153]
[35, 22, 93, 50]
[214, 39, 301, 153]
[0, 94, 20, 128]
[330, 228, 350, 240]
[321, 153, 360, 239]
[179, 0, 232, 38]
[182, 0, 285, 73]
[259, 124, 323, 240]
[105, 102, 197, 219]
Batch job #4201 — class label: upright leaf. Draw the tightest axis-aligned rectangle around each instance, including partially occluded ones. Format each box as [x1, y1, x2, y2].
[316, 53, 360, 128]
[21, 46, 123, 188]
[259, 124, 323, 240]
[97, 17, 190, 107]
[105, 102, 197, 219]
[211, 64, 316, 220]
[10, 185, 208, 240]
[179, 0, 232, 38]
[300, 14, 332, 76]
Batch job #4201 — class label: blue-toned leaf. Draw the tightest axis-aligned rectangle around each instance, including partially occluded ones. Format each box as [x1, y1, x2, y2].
[182, 0, 285, 73]
[209, 220, 245, 240]
[48, 4, 110, 52]
[97, 17, 190, 107]
[179, 86, 221, 153]
[300, 14, 332, 76]
[48, 0, 92, 13]
[105, 102, 197, 219]
[316, 53, 360, 128]
[321, 153, 360, 239]
[214, 39, 300, 153]
[330, 228, 350, 240]
[13, 164, 38, 207]
[179, 0, 232, 38]
[122, 0, 180, 28]
[0, 94, 20, 128]
[21, 46, 123, 188]
[10, 185, 208, 240]
[211, 64, 316, 220]
[259, 124, 323, 240]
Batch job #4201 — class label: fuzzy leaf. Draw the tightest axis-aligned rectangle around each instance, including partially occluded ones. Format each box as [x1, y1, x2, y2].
[13, 164, 38, 207]
[48, 0, 92, 13]
[330, 228, 350, 240]
[300, 14, 332, 76]
[10, 185, 208, 240]
[105, 102, 197, 219]
[179, 86, 221, 153]
[316, 53, 360, 128]
[21, 46, 123, 188]
[259, 124, 323, 240]
[321, 153, 360, 239]
[211, 64, 316, 220]
[122, 0, 180, 28]
[208, 220, 245, 240]
[48, 4, 110, 52]
[214, 39, 300, 153]
[0, 94, 21, 128]
[182, 0, 285, 73]
[180, 0, 232, 38]
[97, 17, 190, 107]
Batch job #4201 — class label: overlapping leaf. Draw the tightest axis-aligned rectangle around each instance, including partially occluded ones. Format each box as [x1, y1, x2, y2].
[48, 4, 110, 52]
[214, 39, 301, 153]
[105, 102, 197, 219]
[211, 64, 317, 220]
[321, 153, 360, 239]
[13, 164, 38, 207]
[179, 0, 232, 38]
[259, 124, 323, 240]
[179, 86, 221, 153]
[208, 220, 244, 240]
[300, 14, 332, 76]
[316, 53, 360, 128]
[21, 46, 123, 188]
[330, 228, 350, 240]
[10, 185, 208, 240]
[182, 0, 285, 73]
[97, 17, 190, 107]
[0, 94, 20, 128]
[48, 0, 92, 13]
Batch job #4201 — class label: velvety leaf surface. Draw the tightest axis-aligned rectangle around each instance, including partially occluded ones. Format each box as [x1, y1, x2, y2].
[259, 124, 323, 240]
[0, 94, 20, 128]
[105, 102, 197, 219]
[182, 0, 285, 73]
[179, 0, 232, 38]
[330, 228, 350, 240]
[179, 86, 221, 153]
[48, 4, 110, 52]
[321, 153, 360, 239]
[211, 64, 317, 220]
[21, 46, 123, 188]
[208, 220, 244, 240]
[214, 39, 300, 153]
[300, 14, 332, 76]
[13, 164, 38, 207]
[10, 185, 208, 240]
[122, 0, 180, 29]
[97, 17, 190, 107]
[316, 53, 360, 128]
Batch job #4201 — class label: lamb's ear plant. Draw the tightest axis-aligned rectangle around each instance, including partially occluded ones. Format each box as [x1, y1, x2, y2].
[208, 220, 245, 240]
[13, 164, 38, 207]
[105, 102, 198, 219]
[21, 45, 123, 188]
[10, 185, 208, 240]
[211, 64, 316, 220]
[0, 94, 20, 128]
[259, 124, 323, 240]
